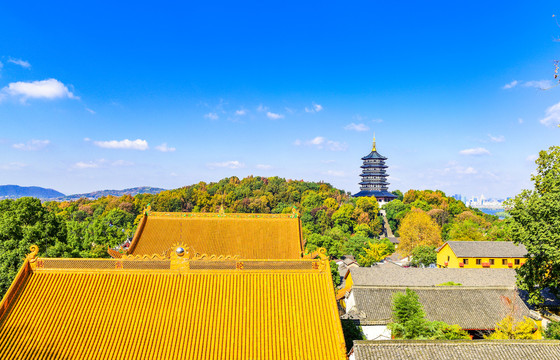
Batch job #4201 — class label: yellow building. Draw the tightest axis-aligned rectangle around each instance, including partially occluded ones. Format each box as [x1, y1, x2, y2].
[437, 241, 527, 269]
[116, 209, 304, 259]
[0, 245, 347, 359]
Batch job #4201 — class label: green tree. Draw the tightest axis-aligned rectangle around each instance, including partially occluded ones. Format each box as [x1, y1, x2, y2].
[357, 239, 394, 267]
[410, 245, 437, 267]
[545, 321, 560, 339]
[508, 146, 560, 305]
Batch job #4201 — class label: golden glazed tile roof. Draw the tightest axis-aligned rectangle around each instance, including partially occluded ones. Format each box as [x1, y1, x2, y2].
[126, 211, 304, 259]
[0, 247, 346, 360]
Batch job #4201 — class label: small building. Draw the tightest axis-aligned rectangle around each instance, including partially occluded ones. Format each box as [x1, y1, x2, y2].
[117, 208, 304, 259]
[0, 245, 347, 359]
[353, 135, 397, 205]
[351, 340, 560, 360]
[437, 241, 527, 269]
[339, 263, 541, 340]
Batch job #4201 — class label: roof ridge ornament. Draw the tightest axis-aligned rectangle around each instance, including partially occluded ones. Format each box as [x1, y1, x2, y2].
[27, 245, 39, 262]
[302, 247, 328, 260]
[372, 132, 376, 152]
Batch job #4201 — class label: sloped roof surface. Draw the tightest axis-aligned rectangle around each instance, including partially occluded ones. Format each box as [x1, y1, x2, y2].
[361, 150, 387, 160]
[353, 190, 397, 198]
[128, 212, 303, 259]
[443, 241, 527, 258]
[349, 263, 517, 287]
[353, 340, 560, 360]
[345, 287, 531, 328]
[0, 256, 346, 360]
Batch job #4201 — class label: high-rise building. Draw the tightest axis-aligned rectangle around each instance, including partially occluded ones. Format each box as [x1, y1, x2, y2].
[353, 134, 397, 204]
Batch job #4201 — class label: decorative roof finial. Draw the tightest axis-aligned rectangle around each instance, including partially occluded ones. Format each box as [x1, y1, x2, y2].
[372, 132, 376, 152]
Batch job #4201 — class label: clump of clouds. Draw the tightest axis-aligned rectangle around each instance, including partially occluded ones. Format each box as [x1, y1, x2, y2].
[266, 111, 284, 120]
[206, 160, 245, 169]
[8, 58, 31, 68]
[344, 123, 370, 132]
[74, 159, 133, 169]
[540, 102, 560, 127]
[235, 109, 247, 116]
[12, 139, 50, 151]
[93, 139, 149, 150]
[294, 136, 347, 151]
[204, 112, 219, 120]
[2, 79, 77, 102]
[305, 103, 323, 113]
[488, 134, 505, 143]
[502, 80, 518, 89]
[459, 147, 490, 156]
[155, 143, 176, 152]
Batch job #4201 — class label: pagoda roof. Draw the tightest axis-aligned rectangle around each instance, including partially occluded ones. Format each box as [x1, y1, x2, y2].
[353, 190, 398, 199]
[0, 247, 346, 360]
[126, 210, 303, 259]
[361, 150, 387, 160]
[360, 164, 388, 169]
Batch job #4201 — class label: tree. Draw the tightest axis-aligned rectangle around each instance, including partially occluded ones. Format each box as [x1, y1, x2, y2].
[398, 209, 442, 256]
[544, 321, 560, 339]
[358, 239, 394, 267]
[485, 316, 537, 339]
[508, 146, 560, 305]
[410, 245, 437, 267]
[388, 288, 470, 340]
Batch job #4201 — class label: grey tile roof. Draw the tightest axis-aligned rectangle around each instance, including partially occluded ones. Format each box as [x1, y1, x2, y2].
[345, 287, 531, 329]
[349, 263, 517, 287]
[353, 340, 560, 360]
[444, 241, 527, 258]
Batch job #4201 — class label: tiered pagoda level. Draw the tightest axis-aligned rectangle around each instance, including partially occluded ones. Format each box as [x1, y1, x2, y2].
[353, 136, 397, 203]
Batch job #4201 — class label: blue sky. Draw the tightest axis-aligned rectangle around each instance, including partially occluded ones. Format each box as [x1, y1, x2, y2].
[0, 1, 558, 198]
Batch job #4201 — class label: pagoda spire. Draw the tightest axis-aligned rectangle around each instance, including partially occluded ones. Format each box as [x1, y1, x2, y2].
[372, 132, 376, 152]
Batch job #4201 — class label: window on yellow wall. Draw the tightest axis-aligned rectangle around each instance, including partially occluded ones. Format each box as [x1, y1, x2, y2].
[476, 259, 481, 265]
[502, 259, 507, 265]
[447, 256, 450, 261]
[489, 259, 494, 265]
[463, 259, 469, 265]
[515, 259, 520, 265]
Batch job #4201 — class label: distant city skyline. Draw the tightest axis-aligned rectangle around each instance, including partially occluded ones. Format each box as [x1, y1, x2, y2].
[0, 1, 557, 198]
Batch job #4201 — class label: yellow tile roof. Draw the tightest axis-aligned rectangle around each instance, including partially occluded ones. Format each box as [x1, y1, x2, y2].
[0, 248, 346, 360]
[127, 211, 304, 259]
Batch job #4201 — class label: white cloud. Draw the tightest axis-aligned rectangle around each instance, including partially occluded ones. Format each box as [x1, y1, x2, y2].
[12, 139, 50, 151]
[524, 80, 552, 89]
[74, 160, 102, 169]
[257, 104, 268, 112]
[93, 139, 149, 150]
[540, 102, 560, 127]
[204, 112, 219, 120]
[305, 103, 323, 113]
[256, 164, 272, 170]
[235, 109, 247, 116]
[74, 159, 133, 169]
[526, 154, 538, 162]
[518, 118, 524, 124]
[323, 170, 346, 177]
[502, 80, 518, 89]
[2, 79, 77, 101]
[0, 162, 27, 170]
[8, 58, 31, 68]
[321, 159, 336, 164]
[459, 147, 490, 156]
[206, 160, 245, 169]
[294, 136, 347, 151]
[266, 111, 284, 120]
[457, 166, 477, 175]
[85, 107, 95, 114]
[155, 143, 176, 152]
[488, 134, 505, 143]
[344, 123, 370, 132]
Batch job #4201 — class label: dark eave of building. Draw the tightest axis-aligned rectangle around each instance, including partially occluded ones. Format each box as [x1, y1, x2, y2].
[361, 151, 387, 161]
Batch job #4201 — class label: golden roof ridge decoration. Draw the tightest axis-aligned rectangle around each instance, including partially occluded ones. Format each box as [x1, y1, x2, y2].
[166, 243, 240, 260]
[120, 253, 169, 261]
[148, 211, 298, 219]
[302, 247, 328, 260]
[26, 245, 39, 263]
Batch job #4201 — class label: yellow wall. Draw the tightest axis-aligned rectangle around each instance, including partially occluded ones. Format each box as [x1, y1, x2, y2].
[437, 244, 526, 269]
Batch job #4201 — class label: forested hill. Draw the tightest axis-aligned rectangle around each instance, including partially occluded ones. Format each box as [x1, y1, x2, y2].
[0, 185, 65, 199]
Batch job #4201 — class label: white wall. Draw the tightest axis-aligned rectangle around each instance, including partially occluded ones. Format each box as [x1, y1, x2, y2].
[362, 325, 391, 341]
[345, 292, 356, 312]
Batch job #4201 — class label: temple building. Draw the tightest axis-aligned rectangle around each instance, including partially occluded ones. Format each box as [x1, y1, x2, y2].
[353, 135, 397, 204]
[0, 245, 347, 359]
[110, 207, 304, 259]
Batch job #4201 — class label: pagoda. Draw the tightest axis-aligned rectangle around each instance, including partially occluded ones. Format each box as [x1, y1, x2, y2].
[353, 134, 397, 204]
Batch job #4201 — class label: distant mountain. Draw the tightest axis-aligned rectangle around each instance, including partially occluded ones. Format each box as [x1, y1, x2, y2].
[60, 186, 166, 200]
[0, 185, 65, 200]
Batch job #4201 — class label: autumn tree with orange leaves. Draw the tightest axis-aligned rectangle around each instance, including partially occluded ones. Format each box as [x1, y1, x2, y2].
[398, 209, 443, 256]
